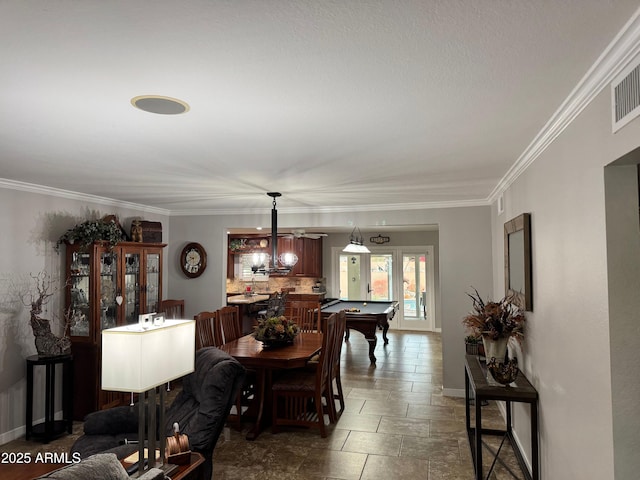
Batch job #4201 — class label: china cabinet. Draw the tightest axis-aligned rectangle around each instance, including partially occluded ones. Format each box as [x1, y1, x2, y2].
[65, 241, 166, 419]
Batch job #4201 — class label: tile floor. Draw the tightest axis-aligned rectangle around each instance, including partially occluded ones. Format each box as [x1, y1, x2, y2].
[0, 330, 526, 479]
[213, 330, 525, 480]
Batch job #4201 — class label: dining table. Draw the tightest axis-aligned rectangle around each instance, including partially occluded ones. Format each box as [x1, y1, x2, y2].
[218, 332, 323, 440]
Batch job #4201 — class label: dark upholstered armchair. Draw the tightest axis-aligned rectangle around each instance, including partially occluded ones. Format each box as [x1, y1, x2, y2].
[71, 347, 245, 480]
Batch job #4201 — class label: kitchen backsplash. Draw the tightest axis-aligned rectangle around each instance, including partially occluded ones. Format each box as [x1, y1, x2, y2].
[226, 276, 323, 294]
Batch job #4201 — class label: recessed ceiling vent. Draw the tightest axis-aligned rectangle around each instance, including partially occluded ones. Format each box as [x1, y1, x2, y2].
[611, 60, 640, 132]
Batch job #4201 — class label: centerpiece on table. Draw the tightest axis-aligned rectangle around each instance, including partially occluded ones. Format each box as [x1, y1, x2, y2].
[462, 288, 525, 385]
[252, 315, 299, 348]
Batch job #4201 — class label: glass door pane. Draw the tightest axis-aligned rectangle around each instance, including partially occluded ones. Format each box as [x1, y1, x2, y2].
[339, 253, 393, 301]
[70, 251, 91, 337]
[339, 254, 362, 300]
[370, 254, 393, 301]
[99, 252, 118, 330]
[145, 252, 160, 314]
[124, 252, 140, 324]
[402, 254, 425, 318]
[400, 250, 433, 331]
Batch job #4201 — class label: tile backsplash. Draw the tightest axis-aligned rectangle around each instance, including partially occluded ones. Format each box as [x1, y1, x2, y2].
[226, 276, 323, 294]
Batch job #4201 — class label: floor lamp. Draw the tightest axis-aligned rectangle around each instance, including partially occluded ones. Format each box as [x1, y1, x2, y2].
[102, 319, 195, 476]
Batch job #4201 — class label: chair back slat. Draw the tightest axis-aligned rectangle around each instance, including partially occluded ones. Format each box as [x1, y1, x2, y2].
[217, 305, 242, 344]
[328, 310, 347, 421]
[318, 313, 337, 388]
[194, 311, 218, 349]
[286, 300, 321, 332]
[161, 299, 185, 319]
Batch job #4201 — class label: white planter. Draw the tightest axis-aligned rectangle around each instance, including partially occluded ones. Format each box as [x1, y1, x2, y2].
[482, 336, 508, 363]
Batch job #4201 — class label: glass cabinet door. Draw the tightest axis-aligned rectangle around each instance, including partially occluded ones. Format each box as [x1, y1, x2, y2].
[124, 252, 141, 324]
[145, 252, 160, 314]
[98, 251, 118, 331]
[69, 251, 91, 337]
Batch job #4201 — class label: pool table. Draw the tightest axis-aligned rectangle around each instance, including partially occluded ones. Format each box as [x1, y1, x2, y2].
[321, 300, 398, 363]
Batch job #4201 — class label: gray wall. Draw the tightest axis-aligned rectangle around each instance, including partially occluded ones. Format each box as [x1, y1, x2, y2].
[493, 86, 640, 478]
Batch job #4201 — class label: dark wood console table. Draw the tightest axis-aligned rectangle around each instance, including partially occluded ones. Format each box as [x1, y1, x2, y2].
[464, 354, 539, 480]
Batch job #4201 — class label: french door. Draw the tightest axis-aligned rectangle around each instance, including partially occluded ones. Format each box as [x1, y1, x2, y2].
[400, 248, 435, 331]
[338, 251, 394, 301]
[334, 246, 435, 331]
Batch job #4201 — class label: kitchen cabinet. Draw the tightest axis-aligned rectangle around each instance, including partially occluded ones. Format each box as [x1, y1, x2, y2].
[227, 235, 322, 278]
[278, 237, 323, 277]
[65, 241, 165, 419]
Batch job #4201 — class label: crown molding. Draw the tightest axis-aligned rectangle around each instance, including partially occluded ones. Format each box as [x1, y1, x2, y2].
[0, 178, 171, 216]
[488, 6, 640, 204]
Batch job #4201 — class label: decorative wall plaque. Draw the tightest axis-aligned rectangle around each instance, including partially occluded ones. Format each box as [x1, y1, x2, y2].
[370, 234, 390, 245]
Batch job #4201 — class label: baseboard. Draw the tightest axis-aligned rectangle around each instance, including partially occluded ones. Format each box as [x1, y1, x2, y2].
[442, 388, 465, 398]
[0, 410, 65, 446]
[0, 425, 25, 445]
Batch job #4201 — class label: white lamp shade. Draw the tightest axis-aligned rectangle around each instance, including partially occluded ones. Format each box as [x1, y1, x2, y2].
[101, 319, 195, 393]
[342, 243, 371, 253]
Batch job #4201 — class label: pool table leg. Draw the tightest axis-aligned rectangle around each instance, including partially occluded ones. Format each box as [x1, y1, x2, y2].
[345, 328, 350, 341]
[366, 335, 377, 363]
[381, 322, 390, 345]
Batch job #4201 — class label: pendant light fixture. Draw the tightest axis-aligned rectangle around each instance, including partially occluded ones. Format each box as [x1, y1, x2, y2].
[343, 227, 371, 253]
[251, 192, 298, 274]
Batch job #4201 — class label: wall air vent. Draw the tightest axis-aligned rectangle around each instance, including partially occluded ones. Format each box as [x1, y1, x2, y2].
[612, 59, 640, 132]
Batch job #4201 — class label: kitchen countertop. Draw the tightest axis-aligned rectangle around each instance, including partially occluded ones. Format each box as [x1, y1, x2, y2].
[227, 294, 270, 304]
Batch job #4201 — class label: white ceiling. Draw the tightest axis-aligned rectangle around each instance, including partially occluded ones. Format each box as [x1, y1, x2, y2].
[1, 1, 638, 215]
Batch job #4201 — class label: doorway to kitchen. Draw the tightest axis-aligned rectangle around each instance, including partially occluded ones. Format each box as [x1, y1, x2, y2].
[333, 246, 435, 331]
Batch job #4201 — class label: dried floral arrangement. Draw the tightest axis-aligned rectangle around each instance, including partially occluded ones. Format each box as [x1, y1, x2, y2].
[462, 287, 525, 342]
[252, 315, 299, 344]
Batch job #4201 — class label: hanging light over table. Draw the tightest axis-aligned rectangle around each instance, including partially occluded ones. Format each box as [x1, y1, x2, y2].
[251, 192, 298, 274]
[343, 226, 371, 253]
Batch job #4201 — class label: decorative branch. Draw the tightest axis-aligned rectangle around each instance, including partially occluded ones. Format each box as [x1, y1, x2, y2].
[19, 272, 72, 356]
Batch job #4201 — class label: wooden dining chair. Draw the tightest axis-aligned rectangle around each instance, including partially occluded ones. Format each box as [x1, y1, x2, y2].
[160, 299, 185, 319]
[216, 305, 252, 428]
[257, 291, 289, 320]
[194, 311, 218, 349]
[286, 300, 322, 332]
[216, 305, 242, 344]
[271, 313, 337, 437]
[328, 310, 347, 422]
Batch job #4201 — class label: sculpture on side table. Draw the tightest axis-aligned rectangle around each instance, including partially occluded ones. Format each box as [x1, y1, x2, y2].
[20, 272, 72, 357]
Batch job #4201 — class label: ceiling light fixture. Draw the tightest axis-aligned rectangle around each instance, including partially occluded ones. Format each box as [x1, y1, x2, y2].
[251, 192, 298, 274]
[131, 95, 190, 115]
[343, 227, 371, 253]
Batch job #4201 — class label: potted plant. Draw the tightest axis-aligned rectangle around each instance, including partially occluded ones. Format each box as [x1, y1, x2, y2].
[462, 287, 525, 363]
[464, 334, 485, 356]
[56, 218, 124, 252]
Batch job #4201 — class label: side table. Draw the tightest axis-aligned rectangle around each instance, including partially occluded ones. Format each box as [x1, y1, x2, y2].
[26, 354, 73, 443]
[464, 354, 539, 480]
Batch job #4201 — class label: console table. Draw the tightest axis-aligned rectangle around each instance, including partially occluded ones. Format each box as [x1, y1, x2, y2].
[26, 354, 73, 443]
[464, 354, 539, 480]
